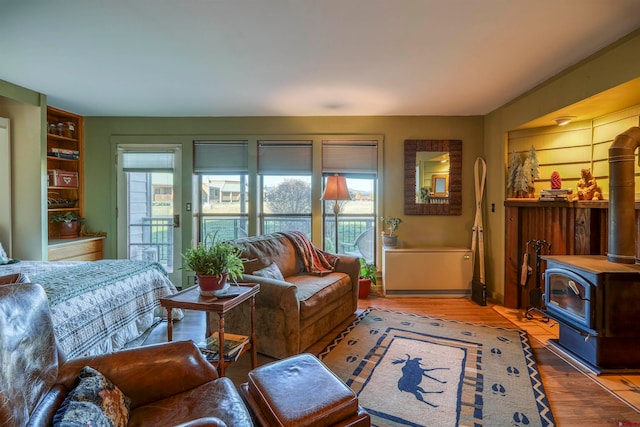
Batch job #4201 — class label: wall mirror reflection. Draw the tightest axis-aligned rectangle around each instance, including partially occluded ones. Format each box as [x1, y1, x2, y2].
[404, 139, 462, 215]
[415, 151, 450, 202]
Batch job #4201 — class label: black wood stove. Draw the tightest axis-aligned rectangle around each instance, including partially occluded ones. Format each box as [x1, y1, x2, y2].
[543, 255, 640, 373]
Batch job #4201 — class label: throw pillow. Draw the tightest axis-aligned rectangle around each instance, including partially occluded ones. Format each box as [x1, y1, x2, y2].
[53, 366, 131, 427]
[0, 242, 8, 264]
[253, 262, 285, 281]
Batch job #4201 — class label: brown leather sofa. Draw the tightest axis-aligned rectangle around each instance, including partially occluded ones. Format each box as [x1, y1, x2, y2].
[212, 233, 360, 359]
[0, 282, 253, 427]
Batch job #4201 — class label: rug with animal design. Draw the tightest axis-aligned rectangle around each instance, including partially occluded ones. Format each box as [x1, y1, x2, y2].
[318, 308, 555, 427]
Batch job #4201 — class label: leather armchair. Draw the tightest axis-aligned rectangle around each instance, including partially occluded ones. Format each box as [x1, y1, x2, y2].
[0, 282, 253, 427]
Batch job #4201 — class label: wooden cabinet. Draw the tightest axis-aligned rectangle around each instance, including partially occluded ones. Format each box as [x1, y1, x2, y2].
[48, 237, 104, 261]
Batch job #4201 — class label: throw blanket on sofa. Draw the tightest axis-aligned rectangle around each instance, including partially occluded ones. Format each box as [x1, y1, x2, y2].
[279, 231, 338, 275]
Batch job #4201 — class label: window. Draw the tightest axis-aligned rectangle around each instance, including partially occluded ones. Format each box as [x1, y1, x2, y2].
[199, 174, 249, 240]
[322, 141, 378, 262]
[259, 141, 312, 237]
[191, 137, 381, 261]
[193, 141, 249, 242]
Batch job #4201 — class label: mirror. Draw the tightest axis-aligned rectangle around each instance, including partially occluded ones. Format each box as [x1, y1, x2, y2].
[404, 139, 462, 215]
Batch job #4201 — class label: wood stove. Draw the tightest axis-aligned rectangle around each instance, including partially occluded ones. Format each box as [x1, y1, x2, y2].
[540, 127, 640, 373]
[543, 255, 640, 373]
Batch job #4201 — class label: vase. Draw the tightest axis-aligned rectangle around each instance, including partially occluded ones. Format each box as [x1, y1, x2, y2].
[58, 221, 80, 239]
[382, 233, 398, 248]
[358, 278, 372, 299]
[197, 273, 229, 296]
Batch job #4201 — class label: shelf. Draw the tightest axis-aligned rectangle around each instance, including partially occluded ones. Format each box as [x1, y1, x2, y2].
[48, 207, 80, 213]
[47, 156, 79, 162]
[47, 133, 78, 143]
[46, 106, 84, 241]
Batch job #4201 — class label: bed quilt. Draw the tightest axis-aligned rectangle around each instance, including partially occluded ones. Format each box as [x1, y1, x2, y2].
[2, 260, 180, 358]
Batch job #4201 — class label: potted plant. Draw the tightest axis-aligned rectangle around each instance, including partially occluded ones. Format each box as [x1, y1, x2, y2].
[380, 216, 402, 248]
[181, 232, 245, 296]
[50, 212, 84, 239]
[359, 258, 377, 299]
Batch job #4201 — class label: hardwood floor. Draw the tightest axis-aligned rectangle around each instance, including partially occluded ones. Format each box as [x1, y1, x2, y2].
[144, 295, 640, 426]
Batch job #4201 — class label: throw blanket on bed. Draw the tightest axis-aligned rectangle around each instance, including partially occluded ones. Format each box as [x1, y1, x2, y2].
[279, 231, 338, 275]
[32, 260, 167, 306]
[25, 260, 179, 358]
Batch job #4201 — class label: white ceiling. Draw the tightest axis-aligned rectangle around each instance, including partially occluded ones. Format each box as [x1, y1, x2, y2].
[2, 0, 640, 117]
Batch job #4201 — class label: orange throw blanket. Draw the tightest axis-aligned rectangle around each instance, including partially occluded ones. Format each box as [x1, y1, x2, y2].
[280, 231, 338, 275]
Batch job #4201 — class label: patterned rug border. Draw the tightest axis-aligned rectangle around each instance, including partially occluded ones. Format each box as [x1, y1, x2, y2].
[318, 307, 556, 427]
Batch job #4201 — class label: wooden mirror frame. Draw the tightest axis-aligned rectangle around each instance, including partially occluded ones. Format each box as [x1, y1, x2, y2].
[404, 139, 462, 215]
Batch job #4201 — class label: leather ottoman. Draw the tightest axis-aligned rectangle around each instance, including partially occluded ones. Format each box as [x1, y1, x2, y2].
[241, 353, 370, 427]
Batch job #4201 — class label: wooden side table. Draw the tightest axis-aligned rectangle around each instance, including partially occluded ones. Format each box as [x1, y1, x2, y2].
[160, 283, 259, 377]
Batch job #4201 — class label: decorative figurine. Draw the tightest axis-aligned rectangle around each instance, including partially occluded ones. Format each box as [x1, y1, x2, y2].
[575, 168, 601, 200]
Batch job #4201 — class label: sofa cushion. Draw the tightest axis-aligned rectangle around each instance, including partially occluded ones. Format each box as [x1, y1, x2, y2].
[236, 234, 302, 277]
[253, 262, 285, 281]
[128, 377, 252, 427]
[53, 366, 131, 427]
[287, 273, 353, 321]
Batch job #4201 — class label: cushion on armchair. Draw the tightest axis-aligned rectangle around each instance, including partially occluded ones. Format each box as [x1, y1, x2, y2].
[53, 366, 131, 427]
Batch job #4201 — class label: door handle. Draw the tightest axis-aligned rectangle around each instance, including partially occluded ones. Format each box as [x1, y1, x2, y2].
[173, 214, 180, 228]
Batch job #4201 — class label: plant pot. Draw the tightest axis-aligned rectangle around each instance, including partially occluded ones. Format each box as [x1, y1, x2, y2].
[196, 273, 229, 296]
[58, 221, 81, 239]
[358, 278, 372, 299]
[382, 233, 398, 248]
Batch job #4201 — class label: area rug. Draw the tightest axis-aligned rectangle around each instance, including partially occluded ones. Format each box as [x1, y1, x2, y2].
[318, 308, 555, 427]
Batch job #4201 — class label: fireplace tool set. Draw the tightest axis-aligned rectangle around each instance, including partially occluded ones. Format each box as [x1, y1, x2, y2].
[522, 239, 551, 321]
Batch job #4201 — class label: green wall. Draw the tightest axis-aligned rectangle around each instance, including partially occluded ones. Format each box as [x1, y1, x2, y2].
[84, 116, 485, 269]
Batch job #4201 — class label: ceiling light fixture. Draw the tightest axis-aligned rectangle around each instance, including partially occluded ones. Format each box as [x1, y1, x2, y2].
[554, 116, 576, 126]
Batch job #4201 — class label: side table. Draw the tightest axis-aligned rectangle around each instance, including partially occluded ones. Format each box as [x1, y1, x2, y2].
[160, 283, 260, 377]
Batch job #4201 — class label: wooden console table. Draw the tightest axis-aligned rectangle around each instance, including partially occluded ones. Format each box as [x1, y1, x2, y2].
[504, 199, 640, 309]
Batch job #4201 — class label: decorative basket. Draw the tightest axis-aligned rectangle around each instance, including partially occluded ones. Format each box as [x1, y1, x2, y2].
[47, 198, 77, 209]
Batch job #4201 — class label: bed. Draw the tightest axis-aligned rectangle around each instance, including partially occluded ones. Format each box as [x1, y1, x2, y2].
[0, 259, 181, 358]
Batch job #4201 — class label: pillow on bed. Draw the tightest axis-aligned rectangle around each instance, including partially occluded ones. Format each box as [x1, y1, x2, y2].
[0, 242, 8, 264]
[253, 262, 285, 281]
[53, 366, 131, 427]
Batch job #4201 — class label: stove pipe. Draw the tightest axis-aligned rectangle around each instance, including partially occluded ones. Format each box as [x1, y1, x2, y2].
[608, 126, 640, 264]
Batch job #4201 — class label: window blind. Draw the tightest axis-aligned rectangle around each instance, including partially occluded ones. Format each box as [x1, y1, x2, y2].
[322, 140, 378, 174]
[120, 150, 175, 172]
[193, 141, 248, 174]
[258, 140, 312, 174]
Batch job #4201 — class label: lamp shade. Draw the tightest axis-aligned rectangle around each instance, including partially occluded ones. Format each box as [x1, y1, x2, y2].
[321, 175, 351, 201]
